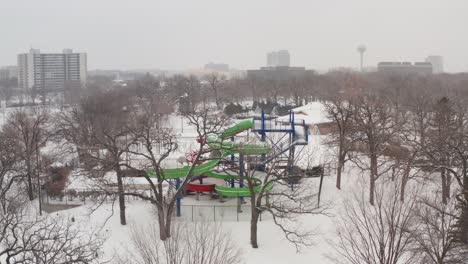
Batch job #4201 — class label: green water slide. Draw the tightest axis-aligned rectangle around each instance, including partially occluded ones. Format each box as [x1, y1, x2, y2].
[146, 119, 273, 197]
[206, 141, 270, 155]
[147, 159, 219, 179]
[204, 171, 274, 197]
[219, 120, 253, 139]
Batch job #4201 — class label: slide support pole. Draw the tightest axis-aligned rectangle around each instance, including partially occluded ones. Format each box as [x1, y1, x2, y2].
[176, 178, 181, 217]
[239, 153, 245, 203]
[231, 136, 235, 187]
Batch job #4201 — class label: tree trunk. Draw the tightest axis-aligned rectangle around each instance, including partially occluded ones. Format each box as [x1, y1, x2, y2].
[369, 174, 375, 206]
[116, 170, 127, 225]
[446, 170, 451, 200]
[157, 204, 168, 240]
[369, 154, 377, 206]
[441, 169, 448, 204]
[26, 154, 34, 200]
[460, 199, 468, 244]
[164, 207, 173, 239]
[250, 206, 260, 248]
[460, 171, 468, 244]
[336, 156, 343, 190]
[400, 164, 410, 202]
[213, 88, 220, 110]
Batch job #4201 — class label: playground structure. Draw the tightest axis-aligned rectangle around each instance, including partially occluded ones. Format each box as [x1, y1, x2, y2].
[147, 110, 309, 217]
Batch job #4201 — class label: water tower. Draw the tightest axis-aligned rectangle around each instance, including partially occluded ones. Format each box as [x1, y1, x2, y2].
[357, 45, 367, 72]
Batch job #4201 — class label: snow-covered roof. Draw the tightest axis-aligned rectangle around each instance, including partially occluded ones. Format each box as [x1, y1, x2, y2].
[277, 102, 331, 125]
[66, 170, 157, 191]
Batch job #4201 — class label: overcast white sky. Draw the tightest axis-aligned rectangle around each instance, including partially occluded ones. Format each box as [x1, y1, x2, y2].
[1, 0, 467, 72]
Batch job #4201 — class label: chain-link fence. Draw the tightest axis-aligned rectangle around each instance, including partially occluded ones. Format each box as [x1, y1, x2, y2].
[41, 189, 267, 222]
[176, 204, 268, 222]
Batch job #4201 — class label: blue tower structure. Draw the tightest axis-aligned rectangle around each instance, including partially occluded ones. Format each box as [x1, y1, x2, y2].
[252, 110, 309, 189]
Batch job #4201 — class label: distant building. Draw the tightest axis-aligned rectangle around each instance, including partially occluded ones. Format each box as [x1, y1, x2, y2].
[204, 62, 229, 72]
[425, 56, 444, 73]
[267, 50, 290, 67]
[0, 66, 18, 80]
[247, 66, 312, 81]
[0, 69, 9, 81]
[377, 62, 433, 75]
[17, 49, 87, 91]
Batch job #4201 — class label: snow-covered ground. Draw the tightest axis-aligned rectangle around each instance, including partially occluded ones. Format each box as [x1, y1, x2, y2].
[49, 103, 350, 263]
[5, 102, 435, 263]
[57, 168, 348, 263]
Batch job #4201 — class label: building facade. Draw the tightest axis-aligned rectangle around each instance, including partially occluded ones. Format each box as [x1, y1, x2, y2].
[267, 50, 290, 67]
[377, 62, 433, 75]
[0, 66, 18, 80]
[17, 49, 87, 91]
[0, 69, 9, 81]
[425, 55, 443, 73]
[204, 62, 229, 72]
[247, 66, 312, 81]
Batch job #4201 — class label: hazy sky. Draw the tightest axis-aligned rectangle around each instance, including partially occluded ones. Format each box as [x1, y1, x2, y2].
[1, 0, 467, 72]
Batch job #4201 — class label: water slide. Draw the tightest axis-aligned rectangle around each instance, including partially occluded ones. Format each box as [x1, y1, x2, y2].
[146, 120, 273, 197]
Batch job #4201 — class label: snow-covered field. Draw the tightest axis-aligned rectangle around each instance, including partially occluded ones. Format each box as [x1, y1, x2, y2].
[3, 103, 442, 263]
[48, 107, 351, 263]
[57, 168, 347, 263]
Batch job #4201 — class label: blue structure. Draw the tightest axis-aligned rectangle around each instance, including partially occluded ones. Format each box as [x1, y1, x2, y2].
[173, 109, 309, 217]
[252, 110, 309, 190]
[175, 178, 181, 217]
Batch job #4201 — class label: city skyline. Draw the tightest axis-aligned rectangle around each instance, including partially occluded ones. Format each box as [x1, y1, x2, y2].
[1, 0, 467, 72]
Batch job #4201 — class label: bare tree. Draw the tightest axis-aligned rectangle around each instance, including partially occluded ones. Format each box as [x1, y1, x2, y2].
[162, 74, 200, 113]
[289, 73, 317, 106]
[423, 97, 457, 204]
[324, 97, 355, 190]
[122, 99, 226, 240]
[238, 149, 327, 250]
[397, 87, 432, 202]
[330, 181, 416, 264]
[0, 201, 106, 264]
[350, 94, 397, 205]
[56, 89, 137, 225]
[0, 149, 106, 264]
[118, 221, 242, 264]
[3, 108, 50, 201]
[411, 191, 466, 264]
[0, 127, 24, 213]
[186, 75, 202, 112]
[203, 73, 225, 110]
[415, 96, 468, 243]
[245, 75, 260, 102]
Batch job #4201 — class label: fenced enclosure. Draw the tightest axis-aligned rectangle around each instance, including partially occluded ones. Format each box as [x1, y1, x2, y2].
[41, 189, 266, 222]
[177, 204, 268, 222]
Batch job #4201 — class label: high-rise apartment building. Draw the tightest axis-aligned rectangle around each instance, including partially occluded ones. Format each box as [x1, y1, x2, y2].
[17, 49, 87, 91]
[425, 55, 444, 73]
[267, 50, 290, 67]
